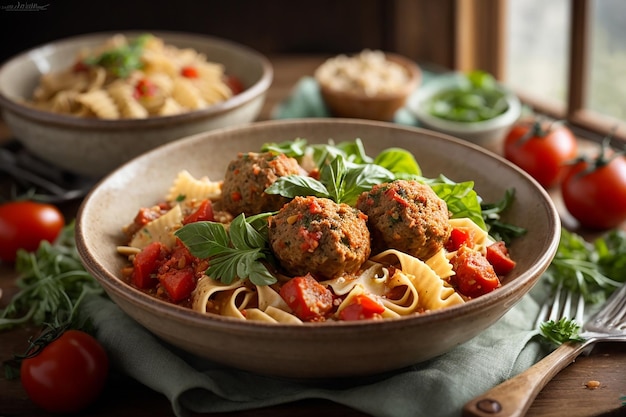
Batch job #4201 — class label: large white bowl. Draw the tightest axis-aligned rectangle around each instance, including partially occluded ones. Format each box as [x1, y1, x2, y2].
[407, 72, 521, 149]
[0, 31, 272, 178]
[75, 118, 559, 379]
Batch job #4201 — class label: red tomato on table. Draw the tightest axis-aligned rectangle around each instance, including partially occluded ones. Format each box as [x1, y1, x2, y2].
[504, 119, 578, 188]
[0, 201, 64, 263]
[561, 142, 626, 230]
[20, 330, 109, 414]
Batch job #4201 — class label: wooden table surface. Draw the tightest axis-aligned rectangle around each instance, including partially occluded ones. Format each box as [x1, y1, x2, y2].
[1, 55, 625, 417]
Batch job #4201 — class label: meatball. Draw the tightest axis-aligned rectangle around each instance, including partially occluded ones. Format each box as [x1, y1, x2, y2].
[356, 180, 451, 260]
[268, 196, 371, 280]
[219, 151, 302, 216]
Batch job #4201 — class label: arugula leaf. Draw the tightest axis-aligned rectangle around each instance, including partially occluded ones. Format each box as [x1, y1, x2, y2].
[480, 188, 527, 244]
[543, 229, 626, 303]
[175, 213, 277, 286]
[0, 222, 103, 330]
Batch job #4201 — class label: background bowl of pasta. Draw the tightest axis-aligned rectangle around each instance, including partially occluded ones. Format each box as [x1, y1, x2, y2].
[0, 31, 272, 178]
[75, 118, 560, 378]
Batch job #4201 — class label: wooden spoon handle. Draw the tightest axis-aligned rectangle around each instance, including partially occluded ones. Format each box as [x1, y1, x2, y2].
[462, 341, 589, 417]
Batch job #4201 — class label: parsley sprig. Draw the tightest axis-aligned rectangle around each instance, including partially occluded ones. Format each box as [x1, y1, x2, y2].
[537, 228, 626, 346]
[0, 222, 103, 330]
[174, 212, 277, 286]
[543, 228, 626, 303]
[539, 317, 585, 345]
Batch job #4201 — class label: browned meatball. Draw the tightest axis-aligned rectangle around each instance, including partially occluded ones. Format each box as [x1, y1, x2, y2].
[356, 180, 451, 260]
[219, 152, 302, 216]
[268, 196, 371, 280]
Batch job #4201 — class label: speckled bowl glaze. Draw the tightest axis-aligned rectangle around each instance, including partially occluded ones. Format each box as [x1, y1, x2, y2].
[0, 31, 272, 178]
[317, 53, 421, 121]
[75, 118, 559, 379]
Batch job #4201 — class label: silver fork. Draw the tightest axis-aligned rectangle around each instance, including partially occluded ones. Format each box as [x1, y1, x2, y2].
[462, 282, 626, 417]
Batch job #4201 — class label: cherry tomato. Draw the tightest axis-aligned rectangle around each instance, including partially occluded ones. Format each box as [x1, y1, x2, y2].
[0, 201, 65, 263]
[21, 330, 109, 414]
[504, 119, 578, 188]
[561, 143, 626, 230]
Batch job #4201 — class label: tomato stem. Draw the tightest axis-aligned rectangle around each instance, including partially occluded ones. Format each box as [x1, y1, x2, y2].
[516, 116, 566, 145]
[575, 128, 624, 176]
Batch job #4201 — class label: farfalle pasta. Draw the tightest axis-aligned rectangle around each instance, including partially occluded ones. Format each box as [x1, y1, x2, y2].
[27, 34, 240, 119]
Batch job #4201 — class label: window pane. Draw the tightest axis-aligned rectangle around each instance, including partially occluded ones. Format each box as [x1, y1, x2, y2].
[588, 0, 626, 122]
[504, 0, 570, 104]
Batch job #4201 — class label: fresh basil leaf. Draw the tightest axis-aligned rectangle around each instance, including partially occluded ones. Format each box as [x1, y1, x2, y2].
[265, 175, 331, 199]
[174, 222, 229, 258]
[373, 147, 421, 177]
[261, 138, 308, 158]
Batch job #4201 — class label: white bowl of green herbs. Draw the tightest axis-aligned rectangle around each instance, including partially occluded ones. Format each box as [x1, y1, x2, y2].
[408, 71, 521, 148]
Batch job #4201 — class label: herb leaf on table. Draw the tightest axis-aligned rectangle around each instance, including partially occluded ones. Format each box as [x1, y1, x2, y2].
[0, 222, 103, 330]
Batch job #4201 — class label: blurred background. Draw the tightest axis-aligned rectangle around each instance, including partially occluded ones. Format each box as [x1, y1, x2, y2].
[0, 0, 624, 143]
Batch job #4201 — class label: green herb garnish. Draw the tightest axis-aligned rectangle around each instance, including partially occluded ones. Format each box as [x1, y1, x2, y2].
[480, 188, 527, 244]
[540, 317, 585, 345]
[427, 70, 509, 122]
[0, 222, 103, 330]
[174, 212, 277, 286]
[266, 153, 396, 206]
[83, 33, 152, 78]
[544, 229, 626, 303]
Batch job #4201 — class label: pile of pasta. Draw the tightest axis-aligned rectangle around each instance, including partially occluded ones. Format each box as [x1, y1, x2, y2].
[118, 170, 496, 324]
[28, 34, 236, 119]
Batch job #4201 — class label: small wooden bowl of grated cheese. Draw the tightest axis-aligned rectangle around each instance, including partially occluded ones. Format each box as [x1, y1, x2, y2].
[315, 50, 421, 121]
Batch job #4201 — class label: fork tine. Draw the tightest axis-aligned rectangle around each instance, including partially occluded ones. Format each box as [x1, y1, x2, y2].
[585, 283, 626, 333]
[537, 282, 585, 328]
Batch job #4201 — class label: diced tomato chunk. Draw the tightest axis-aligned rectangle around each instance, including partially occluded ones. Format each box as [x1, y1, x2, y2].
[134, 78, 157, 99]
[450, 246, 500, 298]
[338, 293, 385, 321]
[132, 241, 166, 289]
[183, 199, 215, 224]
[158, 269, 195, 302]
[445, 227, 474, 252]
[181, 66, 199, 78]
[134, 207, 161, 226]
[280, 274, 333, 321]
[486, 241, 516, 276]
[223, 75, 244, 95]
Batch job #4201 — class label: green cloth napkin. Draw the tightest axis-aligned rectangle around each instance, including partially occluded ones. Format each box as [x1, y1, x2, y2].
[81, 278, 550, 417]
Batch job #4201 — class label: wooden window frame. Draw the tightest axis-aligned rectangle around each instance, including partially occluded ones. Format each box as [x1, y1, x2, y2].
[392, 0, 625, 143]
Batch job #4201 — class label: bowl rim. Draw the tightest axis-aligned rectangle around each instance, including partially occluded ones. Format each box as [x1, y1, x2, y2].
[75, 118, 561, 335]
[407, 72, 522, 133]
[0, 30, 273, 130]
[315, 52, 422, 101]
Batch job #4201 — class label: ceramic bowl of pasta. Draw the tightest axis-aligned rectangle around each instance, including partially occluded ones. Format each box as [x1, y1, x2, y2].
[0, 31, 272, 178]
[314, 50, 421, 121]
[75, 118, 560, 378]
